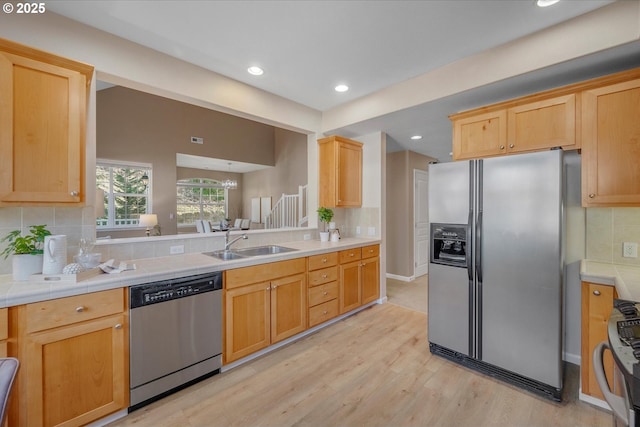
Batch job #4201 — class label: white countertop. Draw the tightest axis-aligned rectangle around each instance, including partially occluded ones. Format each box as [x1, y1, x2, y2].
[0, 237, 380, 308]
[580, 260, 640, 301]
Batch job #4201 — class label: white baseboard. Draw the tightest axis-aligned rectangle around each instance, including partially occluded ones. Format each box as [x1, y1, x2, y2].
[386, 273, 414, 282]
[579, 389, 612, 411]
[563, 351, 581, 366]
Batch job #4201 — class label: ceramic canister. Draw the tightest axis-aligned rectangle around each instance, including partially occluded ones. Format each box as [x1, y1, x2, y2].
[42, 235, 67, 275]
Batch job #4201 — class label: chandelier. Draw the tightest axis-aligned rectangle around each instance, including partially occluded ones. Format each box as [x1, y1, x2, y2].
[222, 163, 237, 189]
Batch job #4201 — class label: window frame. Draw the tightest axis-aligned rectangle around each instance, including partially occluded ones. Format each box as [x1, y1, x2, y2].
[96, 159, 153, 231]
[176, 178, 229, 228]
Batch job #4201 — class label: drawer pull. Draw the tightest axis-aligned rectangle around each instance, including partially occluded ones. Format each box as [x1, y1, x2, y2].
[593, 290, 601, 296]
[323, 310, 328, 315]
[322, 274, 327, 278]
[323, 292, 328, 296]
[322, 258, 327, 263]
[349, 253, 354, 257]
[114, 324, 122, 329]
[76, 306, 85, 313]
[509, 144, 514, 149]
[589, 193, 596, 198]
[499, 145, 505, 150]
[70, 190, 79, 196]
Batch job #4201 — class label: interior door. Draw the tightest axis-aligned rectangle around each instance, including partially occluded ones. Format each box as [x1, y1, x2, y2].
[414, 169, 429, 277]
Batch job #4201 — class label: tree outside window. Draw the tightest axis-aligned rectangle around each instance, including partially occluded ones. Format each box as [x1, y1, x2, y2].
[176, 178, 227, 226]
[96, 161, 151, 229]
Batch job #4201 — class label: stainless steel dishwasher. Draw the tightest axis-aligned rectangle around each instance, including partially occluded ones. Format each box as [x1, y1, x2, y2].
[129, 272, 222, 411]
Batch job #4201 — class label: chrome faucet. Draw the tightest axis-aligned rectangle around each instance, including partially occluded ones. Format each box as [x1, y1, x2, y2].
[225, 229, 248, 250]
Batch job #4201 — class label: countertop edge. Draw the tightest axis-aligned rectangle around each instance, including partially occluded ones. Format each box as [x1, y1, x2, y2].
[580, 260, 640, 301]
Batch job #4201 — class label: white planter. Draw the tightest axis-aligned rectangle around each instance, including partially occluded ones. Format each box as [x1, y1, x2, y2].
[12, 254, 44, 281]
[319, 231, 330, 242]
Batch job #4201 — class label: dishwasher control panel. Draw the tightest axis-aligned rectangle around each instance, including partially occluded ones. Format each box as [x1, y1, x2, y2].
[130, 272, 222, 308]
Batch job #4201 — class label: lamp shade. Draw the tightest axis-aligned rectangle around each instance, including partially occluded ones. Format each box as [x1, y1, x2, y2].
[139, 214, 158, 227]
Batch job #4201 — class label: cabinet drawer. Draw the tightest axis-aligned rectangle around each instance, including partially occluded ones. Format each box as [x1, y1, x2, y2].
[26, 289, 124, 333]
[0, 308, 7, 341]
[308, 266, 338, 287]
[226, 258, 306, 289]
[362, 244, 379, 259]
[309, 299, 339, 327]
[309, 281, 338, 307]
[308, 252, 338, 271]
[339, 248, 362, 264]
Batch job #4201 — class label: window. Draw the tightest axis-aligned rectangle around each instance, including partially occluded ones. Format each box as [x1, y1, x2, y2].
[176, 178, 227, 226]
[96, 160, 152, 229]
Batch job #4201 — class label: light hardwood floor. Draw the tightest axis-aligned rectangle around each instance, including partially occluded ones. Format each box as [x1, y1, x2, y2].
[386, 275, 428, 313]
[109, 297, 611, 427]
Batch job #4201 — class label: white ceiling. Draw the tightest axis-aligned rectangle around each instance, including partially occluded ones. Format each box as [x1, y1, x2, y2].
[48, 0, 640, 162]
[176, 153, 272, 174]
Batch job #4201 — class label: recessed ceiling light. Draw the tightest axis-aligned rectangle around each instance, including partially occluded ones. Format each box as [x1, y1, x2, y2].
[335, 84, 349, 93]
[410, 135, 423, 140]
[247, 66, 264, 76]
[536, 0, 560, 7]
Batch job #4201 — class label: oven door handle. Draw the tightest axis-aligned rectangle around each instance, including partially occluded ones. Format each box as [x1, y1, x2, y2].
[593, 341, 630, 426]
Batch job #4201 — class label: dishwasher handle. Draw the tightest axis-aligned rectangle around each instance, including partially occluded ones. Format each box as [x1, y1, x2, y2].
[593, 341, 630, 426]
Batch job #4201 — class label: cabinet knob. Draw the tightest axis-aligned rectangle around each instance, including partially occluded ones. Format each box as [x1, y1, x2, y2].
[323, 310, 328, 315]
[323, 291, 328, 296]
[322, 274, 327, 278]
[322, 258, 327, 263]
[499, 145, 505, 150]
[114, 323, 122, 329]
[349, 253, 354, 257]
[266, 286, 271, 291]
[75, 306, 85, 313]
[509, 144, 514, 148]
[70, 191, 79, 196]
[589, 194, 596, 198]
[272, 284, 277, 289]
[593, 290, 601, 296]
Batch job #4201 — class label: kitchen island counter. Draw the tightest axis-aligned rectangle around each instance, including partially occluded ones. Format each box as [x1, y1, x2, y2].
[0, 237, 380, 308]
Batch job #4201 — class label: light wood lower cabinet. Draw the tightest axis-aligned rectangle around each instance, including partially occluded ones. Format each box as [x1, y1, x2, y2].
[10, 288, 128, 427]
[581, 281, 617, 400]
[307, 252, 339, 327]
[339, 245, 380, 314]
[224, 258, 307, 364]
[0, 308, 7, 358]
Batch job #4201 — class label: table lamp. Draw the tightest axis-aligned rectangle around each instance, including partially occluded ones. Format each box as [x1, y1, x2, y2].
[139, 214, 158, 237]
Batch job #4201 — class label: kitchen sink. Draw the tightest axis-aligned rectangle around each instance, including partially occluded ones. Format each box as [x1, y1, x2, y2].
[204, 250, 249, 261]
[233, 245, 297, 256]
[204, 245, 297, 261]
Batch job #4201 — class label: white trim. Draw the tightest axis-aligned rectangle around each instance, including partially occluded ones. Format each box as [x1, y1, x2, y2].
[96, 158, 152, 169]
[563, 351, 581, 366]
[386, 273, 415, 282]
[579, 389, 612, 411]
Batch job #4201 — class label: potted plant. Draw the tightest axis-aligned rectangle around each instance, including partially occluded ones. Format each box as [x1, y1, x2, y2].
[1, 225, 51, 281]
[317, 207, 334, 242]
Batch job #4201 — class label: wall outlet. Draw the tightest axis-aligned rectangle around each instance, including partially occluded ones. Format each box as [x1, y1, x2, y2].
[367, 227, 376, 236]
[303, 233, 311, 240]
[623, 242, 638, 258]
[170, 245, 185, 255]
[356, 226, 361, 235]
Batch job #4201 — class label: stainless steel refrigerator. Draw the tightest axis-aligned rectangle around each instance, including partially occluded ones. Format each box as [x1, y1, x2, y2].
[428, 149, 564, 401]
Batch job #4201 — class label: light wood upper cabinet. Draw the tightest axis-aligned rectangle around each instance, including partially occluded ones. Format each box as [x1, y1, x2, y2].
[452, 110, 507, 160]
[10, 289, 127, 427]
[451, 94, 577, 161]
[0, 38, 93, 206]
[581, 282, 616, 401]
[582, 78, 640, 206]
[318, 135, 363, 208]
[507, 94, 577, 153]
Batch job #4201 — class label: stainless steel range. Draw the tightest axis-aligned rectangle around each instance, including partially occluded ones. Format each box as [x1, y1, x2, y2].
[595, 299, 640, 427]
[129, 272, 222, 411]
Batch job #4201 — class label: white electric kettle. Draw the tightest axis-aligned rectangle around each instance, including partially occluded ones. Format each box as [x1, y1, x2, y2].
[42, 235, 67, 275]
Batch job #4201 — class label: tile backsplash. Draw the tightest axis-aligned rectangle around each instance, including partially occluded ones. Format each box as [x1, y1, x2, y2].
[586, 207, 640, 265]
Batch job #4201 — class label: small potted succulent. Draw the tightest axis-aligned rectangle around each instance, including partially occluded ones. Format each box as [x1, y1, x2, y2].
[317, 207, 334, 242]
[1, 225, 51, 281]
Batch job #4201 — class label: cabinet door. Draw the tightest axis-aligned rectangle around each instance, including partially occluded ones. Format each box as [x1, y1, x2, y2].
[452, 110, 507, 160]
[582, 79, 640, 206]
[336, 140, 362, 207]
[507, 94, 576, 153]
[361, 257, 380, 305]
[340, 260, 361, 314]
[271, 273, 307, 343]
[581, 282, 615, 400]
[0, 51, 87, 205]
[224, 282, 271, 363]
[22, 314, 126, 427]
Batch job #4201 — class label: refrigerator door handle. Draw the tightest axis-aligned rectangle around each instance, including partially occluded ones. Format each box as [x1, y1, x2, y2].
[466, 210, 473, 282]
[476, 210, 483, 284]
